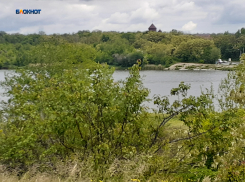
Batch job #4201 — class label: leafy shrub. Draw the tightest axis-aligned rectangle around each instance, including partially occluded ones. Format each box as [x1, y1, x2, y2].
[0, 63, 150, 172]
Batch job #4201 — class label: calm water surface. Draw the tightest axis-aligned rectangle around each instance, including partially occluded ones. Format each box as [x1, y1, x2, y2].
[113, 70, 229, 109]
[0, 70, 229, 108]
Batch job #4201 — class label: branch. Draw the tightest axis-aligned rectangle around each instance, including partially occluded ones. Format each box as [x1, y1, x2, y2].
[154, 131, 207, 154]
[150, 105, 192, 148]
[58, 137, 75, 153]
[74, 112, 84, 140]
[169, 131, 207, 144]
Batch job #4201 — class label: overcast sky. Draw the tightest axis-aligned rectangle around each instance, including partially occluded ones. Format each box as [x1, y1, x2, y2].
[1, 0, 245, 34]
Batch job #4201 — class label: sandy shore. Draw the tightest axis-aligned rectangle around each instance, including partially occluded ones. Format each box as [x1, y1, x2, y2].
[168, 62, 238, 70]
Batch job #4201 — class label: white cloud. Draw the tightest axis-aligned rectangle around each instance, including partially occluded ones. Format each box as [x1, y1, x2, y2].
[93, 1, 159, 32]
[0, 0, 244, 34]
[131, 3, 159, 21]
[182, 21, 197, 31]
[105, 12, 130, 24]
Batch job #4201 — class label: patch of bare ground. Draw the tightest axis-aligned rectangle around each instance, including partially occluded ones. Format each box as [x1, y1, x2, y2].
[169, 62, 237, 71]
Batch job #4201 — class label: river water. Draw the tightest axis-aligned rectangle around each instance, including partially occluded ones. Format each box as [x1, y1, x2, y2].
[113, 70, 229, 109]
[0, 70, 229, 109]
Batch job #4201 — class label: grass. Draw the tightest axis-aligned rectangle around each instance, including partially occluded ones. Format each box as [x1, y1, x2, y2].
[168, 117, 185, 128]
[146, 113, 184, 126]
[185, 66, 196, 70]
[141, 64, 166, 70]
[0, 174, 62, 182]
[111, 64, 172, 71]
[0, 160, 175, 182]
[111, 66, 128, 70]
[0, 174, 173, 182]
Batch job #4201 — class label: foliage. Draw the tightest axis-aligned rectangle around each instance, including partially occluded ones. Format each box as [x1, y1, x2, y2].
[1, 28, 245, 69]
[240, 53, 245, 61]
[212, 33, 241, 61]
[174, 39, 219, 63]
[0, 62, 150, 173]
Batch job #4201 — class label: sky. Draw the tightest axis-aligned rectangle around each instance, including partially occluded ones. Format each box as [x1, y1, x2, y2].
[1, 0, 245, 34]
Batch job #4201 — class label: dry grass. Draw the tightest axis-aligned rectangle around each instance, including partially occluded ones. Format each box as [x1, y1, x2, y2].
[0, 157, 150, 182]
[0, 173, 60, 182]
[0, 153, 180, 182]
[0, 162, 92, 182]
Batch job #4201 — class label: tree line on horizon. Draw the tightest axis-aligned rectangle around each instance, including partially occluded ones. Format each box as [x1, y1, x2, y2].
[0, 28, 245, 69]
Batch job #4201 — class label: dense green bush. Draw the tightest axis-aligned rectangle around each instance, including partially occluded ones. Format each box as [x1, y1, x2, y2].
[0, 63, 151, 171]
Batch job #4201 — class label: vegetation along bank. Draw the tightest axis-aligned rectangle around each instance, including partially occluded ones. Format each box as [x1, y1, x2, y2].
[0, 28, 245, 69]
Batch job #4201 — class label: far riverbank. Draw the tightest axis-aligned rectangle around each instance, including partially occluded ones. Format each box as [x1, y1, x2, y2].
[114, 62, 239, 71]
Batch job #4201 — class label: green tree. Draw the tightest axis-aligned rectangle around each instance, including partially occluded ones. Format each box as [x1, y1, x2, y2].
[121, 32, 136, 44]
[203, 47, 221, 64]
[174, 38, 216, 63]
[212, 33, 238, 60]
[101, 34, 110, 42]
[144, 31, 166, 43]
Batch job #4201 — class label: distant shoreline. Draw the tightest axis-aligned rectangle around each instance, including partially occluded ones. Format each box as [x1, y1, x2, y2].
[114, 62, 239, 71]
[167, 62, 238, 71]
